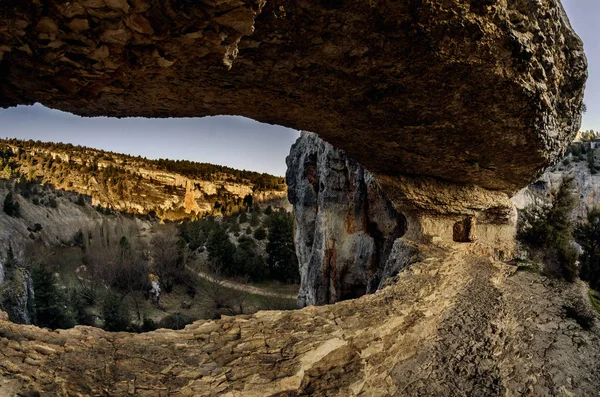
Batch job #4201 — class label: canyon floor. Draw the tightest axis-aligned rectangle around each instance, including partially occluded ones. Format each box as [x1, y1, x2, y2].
[1, 242, 598, 396]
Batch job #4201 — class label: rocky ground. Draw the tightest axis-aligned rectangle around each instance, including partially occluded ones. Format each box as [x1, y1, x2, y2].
[0, 242, 598, 396]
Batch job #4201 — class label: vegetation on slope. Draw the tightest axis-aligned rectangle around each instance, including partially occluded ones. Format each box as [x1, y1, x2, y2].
[517, 178, 578, 281]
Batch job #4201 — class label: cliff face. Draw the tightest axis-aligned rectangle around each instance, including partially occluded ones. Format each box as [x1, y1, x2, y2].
[513, 144, 600, 221]
[2, 141, 287, 220]
[287, 132, 409, 306]
[0, 266, 34, 325]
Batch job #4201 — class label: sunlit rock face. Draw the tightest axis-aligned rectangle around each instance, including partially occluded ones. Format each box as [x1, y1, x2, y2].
[0, 0, 586, 193]
[287, 132, 409, 306]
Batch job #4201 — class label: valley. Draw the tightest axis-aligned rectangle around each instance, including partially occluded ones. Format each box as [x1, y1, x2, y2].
[0, 141, 299, 333]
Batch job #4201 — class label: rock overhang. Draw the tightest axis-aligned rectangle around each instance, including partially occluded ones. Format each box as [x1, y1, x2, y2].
[0, 0, 587, 194]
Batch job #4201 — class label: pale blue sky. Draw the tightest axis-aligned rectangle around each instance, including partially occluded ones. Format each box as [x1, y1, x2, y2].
[0, 1, 597, 174]
[0, 104, 300, 176]
[563, 0, 599, 131]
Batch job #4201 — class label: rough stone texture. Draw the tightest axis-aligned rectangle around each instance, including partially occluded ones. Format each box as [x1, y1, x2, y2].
[0, 266, 34, 325]
[0, 244, 598, 396]
[286, 132, 519, 308]
[0, 0, 587, 193]
[376, 173, 519, 259]
[286, 132, 407, 307]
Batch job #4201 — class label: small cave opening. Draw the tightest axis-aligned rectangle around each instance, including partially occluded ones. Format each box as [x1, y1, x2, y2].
[453, 216, 476, 242]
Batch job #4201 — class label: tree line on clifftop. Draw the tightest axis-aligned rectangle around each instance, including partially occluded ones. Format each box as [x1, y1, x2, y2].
[0, 138, 285, 191]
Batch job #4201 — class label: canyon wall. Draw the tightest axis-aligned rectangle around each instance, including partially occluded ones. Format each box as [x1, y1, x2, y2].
[287, 132, 411, 306]
[2, 142, 287, 220]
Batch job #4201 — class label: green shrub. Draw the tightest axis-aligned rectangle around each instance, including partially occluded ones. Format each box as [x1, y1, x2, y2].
[158, 313, 194, 330]
[100, 291, 130, 332]
[3, 192, 20, 217]
[253, 227, 267, 241]
[518, 178, 577, 281]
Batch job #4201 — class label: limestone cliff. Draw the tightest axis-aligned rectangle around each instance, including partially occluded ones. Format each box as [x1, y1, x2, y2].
[1, 139, 287, 220]
[514, 142, 600, 222]
[287, 132, 411, 306]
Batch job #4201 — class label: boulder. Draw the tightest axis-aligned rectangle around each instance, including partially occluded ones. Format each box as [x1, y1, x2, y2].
[0, 0, 586, 194]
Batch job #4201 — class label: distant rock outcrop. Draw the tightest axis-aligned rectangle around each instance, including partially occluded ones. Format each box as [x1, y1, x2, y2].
[514, 142, 600, 221]
[287, 132, 412, 306]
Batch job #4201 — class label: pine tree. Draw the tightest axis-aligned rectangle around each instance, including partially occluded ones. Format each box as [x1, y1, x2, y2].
[3, 192, 20, 217]
[31, 263, 75, 329]
[266, 211, 299, 283]
[518, 178, 577, 281]
[101, 291, 130, 332]
[206, 225, 236, 276]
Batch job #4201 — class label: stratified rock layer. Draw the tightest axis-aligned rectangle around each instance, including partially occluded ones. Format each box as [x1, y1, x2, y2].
[0, 245, 598, 396]
[287, 132, 408, 307]
[0, 0, 587, 192]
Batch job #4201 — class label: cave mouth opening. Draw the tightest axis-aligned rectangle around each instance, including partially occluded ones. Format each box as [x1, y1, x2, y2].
[0, 103, 309, 332]
[453, 216, 476, 243]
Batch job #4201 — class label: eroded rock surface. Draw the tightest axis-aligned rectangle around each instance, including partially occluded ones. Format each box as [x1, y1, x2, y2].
[0, 0, 587, 192]
[0, 244, 598, 396]
[514, 146, 600, 222]
[287, 133, 518, 308]
[287, 132, 409, 306]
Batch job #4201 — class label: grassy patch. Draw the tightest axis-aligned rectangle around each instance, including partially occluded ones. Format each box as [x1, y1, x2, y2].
[589, 289, 600, 315]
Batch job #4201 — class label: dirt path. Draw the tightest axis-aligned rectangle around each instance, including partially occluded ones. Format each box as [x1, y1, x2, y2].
[185, 265, 298, 300]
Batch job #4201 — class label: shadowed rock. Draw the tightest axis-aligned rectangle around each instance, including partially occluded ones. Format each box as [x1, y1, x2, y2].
[287, 132, 408, 306]
[0, 0, 587, 193]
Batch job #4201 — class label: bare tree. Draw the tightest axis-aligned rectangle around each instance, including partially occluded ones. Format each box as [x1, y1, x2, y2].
[150, 225, 184, 293]
[194, 260, 249, 319]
